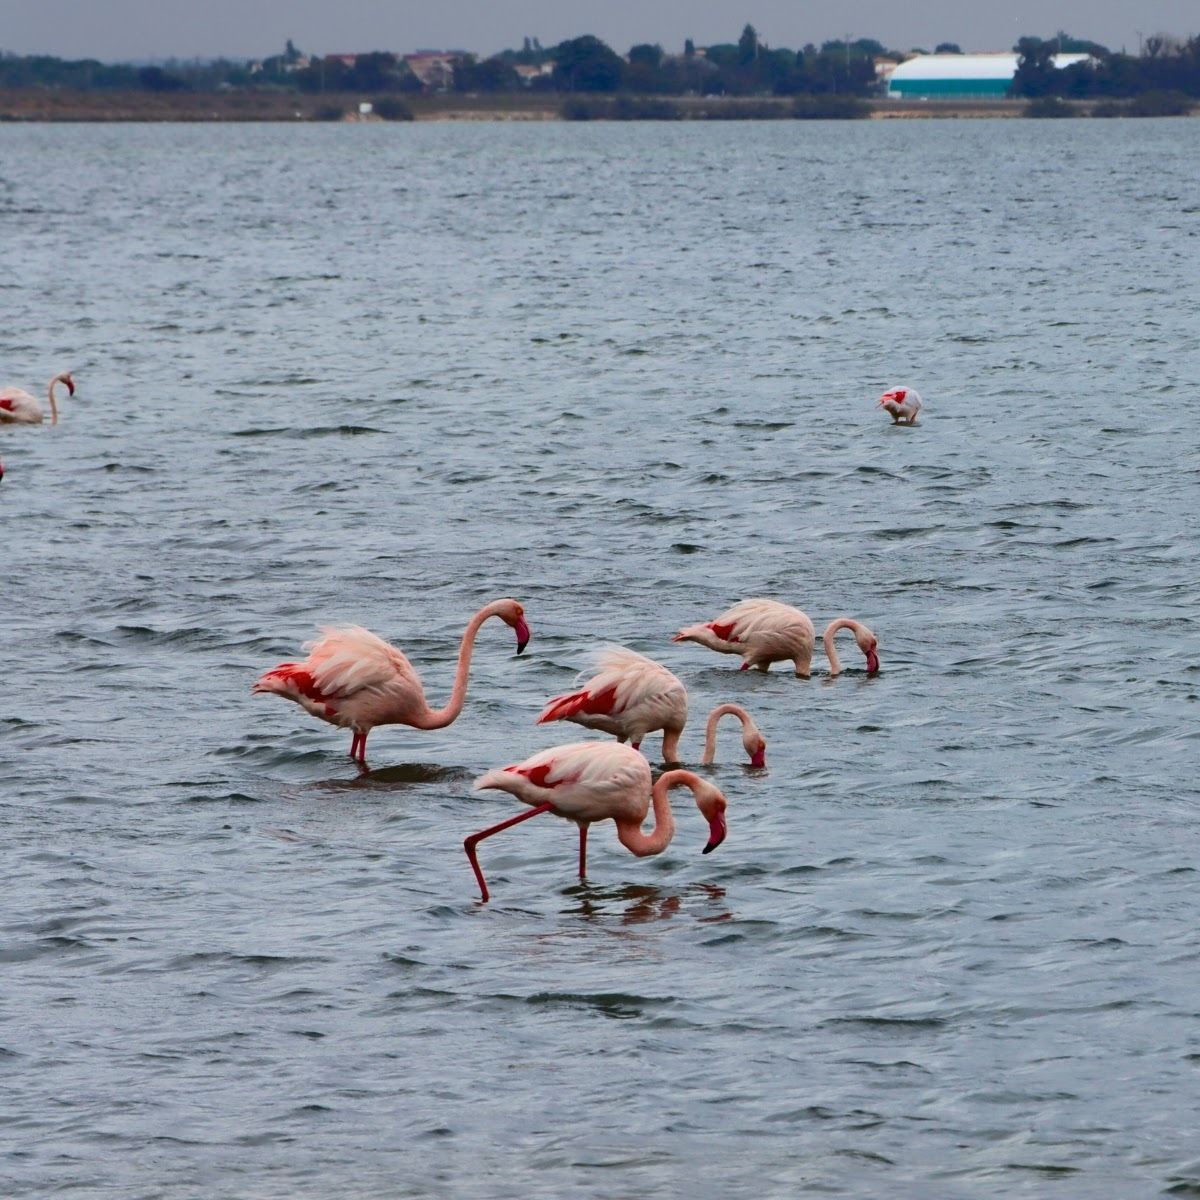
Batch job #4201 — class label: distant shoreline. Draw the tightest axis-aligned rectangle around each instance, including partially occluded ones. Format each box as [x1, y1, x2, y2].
[0, 90, 1191, 122]
[0, 89, 1055, 122]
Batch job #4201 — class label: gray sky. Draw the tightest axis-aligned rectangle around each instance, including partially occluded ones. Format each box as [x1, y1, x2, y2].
[0, 0, 1193, 61]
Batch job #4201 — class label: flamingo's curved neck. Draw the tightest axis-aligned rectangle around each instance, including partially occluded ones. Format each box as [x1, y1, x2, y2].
[417, 602, 506, 729]
[615, 771, 692, 858]
[701, 704, 750, 765]
[823, 618, 861, 677]
[47, 377, 60, 426]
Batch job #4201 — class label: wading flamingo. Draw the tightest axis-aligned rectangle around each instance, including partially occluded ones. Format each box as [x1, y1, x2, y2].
[878, 386, 922, 425]
[252, 599, 531, 766]
[823, 618, 880, 676]
[702, 703, 767, 767]
[536, 647, 767, 766]
[673, 599, 816, 677]
[465, 740, 728, 902]
[0, 372, 76, 425]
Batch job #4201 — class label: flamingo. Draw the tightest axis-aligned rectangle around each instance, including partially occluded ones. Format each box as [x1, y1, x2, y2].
[702, 703, 767, 768]
[0, 372, 76, 425]
[673, 599, 816, 677]
[878, 386, 922, 425]
[252, 598, 531, 766]
[823, 618, 880, 676]
[535, 647, 767, 766]
[465, 740, 729, 902]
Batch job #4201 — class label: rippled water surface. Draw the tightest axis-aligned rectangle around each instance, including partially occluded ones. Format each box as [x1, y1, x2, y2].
[3, 119, 1199, 1197]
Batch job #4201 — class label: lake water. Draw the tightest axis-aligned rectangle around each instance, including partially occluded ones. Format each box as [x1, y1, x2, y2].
[2, 117, 1199, 1198]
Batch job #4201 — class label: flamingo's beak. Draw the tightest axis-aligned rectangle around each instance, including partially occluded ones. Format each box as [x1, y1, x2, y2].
[66, 378, 76, 396]
[749, 746, 766, 770]
[514, 617, 531, 655]
[702, 812, 727, 854]
[866, 647, 880, 675]
[671, 631, 686, 642]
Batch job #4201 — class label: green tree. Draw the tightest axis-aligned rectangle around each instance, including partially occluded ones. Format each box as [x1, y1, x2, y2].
[552, 35, 624, 91]
[1011, 37, 1058, 95]
[453, 54, 519, 91]
[738, 24, 760, 64]
[628, 43, 664, 68]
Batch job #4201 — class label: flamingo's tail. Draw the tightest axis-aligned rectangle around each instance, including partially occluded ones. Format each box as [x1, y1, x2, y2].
[536, 690, 589, 724]
[252, 663, 324, 702]
[536, 683, 619, 724]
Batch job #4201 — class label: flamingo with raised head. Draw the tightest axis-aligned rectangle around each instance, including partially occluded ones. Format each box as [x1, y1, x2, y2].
[535, 647, 767, 766]
[878, 386, 922, 425]
[673, 599, 817, 677]
[0, 372, 76, 425]
[465, 740, 729, 901]
[823, 618, 880, 676]
[252, 599, 531, 766]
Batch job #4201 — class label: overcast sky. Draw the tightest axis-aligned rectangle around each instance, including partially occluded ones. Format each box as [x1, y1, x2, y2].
[0, 0, 1194, 61]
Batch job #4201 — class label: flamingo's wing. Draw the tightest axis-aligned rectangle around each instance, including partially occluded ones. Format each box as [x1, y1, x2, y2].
[718, 600, 812, 659]
[477, 741, 651, 823]
[303, 625, 421, 699]
[0, 387, 38, 419]
[538, 647, 684, 725]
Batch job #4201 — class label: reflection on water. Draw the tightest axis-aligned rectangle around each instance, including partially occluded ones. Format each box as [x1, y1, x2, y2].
[567, 881, 731, 926]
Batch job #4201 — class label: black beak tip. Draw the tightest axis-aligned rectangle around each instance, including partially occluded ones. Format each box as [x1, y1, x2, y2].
[516, 639, 529, 656]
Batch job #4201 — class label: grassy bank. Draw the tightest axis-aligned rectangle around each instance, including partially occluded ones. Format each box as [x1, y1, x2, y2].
[0, 89, 1191, 123]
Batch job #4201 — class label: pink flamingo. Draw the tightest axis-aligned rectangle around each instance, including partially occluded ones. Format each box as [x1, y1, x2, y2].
[878, 386, 922, 425]
[823, 618, 880, 676]
[673, 599, 817, 677]
[465, 740, 729, 901]
[536, 647, 766, 766]
[252, 599, 531, 766]
[0, 372, 76, 425]
[702, 703, 767, 767]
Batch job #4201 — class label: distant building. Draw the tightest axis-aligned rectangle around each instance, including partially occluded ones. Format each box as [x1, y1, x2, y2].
[403, 52, 465, 91]
[887, 52, 1091, 98]
[513, 62, 554, 85]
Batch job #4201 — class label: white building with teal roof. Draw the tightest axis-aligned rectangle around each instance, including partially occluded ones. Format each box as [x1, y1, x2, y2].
[886, 53, 1091, 99]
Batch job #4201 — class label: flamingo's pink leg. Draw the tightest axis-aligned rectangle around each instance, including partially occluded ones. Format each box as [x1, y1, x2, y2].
[464, 802, 555, 902]
[578, 824, 588, 879]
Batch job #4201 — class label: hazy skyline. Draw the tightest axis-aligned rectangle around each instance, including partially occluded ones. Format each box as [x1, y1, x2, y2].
[0, 0, 1194, 62]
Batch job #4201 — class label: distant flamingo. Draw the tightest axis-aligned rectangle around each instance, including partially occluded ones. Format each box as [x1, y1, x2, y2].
[878, 386, 922, 425]
[673, 599, 817, 677]
[0, 372, 76, 425]
[535, 647, 767, 766]
[252, 599, 531, 766]
[465, 740, 729, 901]
[823, 618, 880, 676]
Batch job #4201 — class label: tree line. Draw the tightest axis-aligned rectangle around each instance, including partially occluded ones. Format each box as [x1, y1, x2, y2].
[0, 27, 1197, 100]
[1011, 33, 1200, 99]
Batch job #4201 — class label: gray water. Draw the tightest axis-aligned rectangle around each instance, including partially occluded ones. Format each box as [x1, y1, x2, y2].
[2, 118, 1199, 1198]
